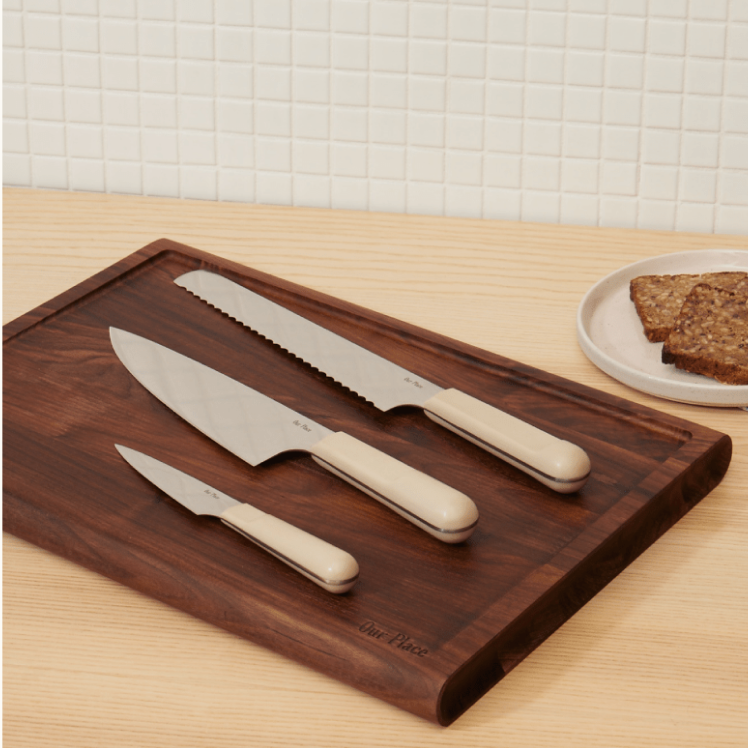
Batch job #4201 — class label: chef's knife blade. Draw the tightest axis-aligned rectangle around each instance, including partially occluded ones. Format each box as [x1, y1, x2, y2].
[174, 270, 591, 493]
[110, 328, 478, 542]
[115, 444, 359, 593]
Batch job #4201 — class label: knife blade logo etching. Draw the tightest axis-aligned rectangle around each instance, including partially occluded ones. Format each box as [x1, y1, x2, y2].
[174, 270, 592, 494]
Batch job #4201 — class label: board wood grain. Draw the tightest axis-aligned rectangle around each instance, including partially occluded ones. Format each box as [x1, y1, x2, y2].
[3, 237, 732, 724]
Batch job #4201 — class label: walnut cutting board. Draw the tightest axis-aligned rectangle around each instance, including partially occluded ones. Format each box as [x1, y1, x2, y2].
[2, 239, 732, 725]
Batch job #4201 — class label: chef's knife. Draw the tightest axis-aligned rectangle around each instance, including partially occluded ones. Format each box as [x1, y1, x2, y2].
[174, 270, 591, 493]
[109, 328, 478, 543]
[115, 444, 359, 593]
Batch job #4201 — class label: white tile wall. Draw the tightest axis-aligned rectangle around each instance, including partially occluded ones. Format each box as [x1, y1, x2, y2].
[3, 0, 748, 234]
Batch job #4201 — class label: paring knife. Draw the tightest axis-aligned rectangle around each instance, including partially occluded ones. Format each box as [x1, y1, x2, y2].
[109, 328, 479, 543]
[115, 445, 359, 593]
[174, 270, 592, 493]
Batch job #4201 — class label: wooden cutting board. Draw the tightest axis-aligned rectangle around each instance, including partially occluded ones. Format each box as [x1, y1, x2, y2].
[2, 238, 731, 725]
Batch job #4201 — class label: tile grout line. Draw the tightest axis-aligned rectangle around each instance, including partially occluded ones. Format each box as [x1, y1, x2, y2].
[712, 0, 731, 235]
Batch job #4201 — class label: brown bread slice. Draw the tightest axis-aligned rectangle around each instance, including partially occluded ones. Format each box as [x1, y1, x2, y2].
[630, 271, 748, 342]
[661, 283, 748, 385]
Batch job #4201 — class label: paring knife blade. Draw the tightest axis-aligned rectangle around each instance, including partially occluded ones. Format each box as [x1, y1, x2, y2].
[115, 444, 359, 593]
[174, 270, 591, 493]
[109, 328, 478, 543]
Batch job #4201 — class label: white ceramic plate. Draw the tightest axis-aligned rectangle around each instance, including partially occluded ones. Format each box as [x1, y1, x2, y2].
[577, 249, 748, 408]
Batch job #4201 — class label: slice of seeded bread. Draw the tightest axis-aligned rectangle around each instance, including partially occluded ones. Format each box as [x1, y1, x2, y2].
[661, 283, 748, 385]
[630, 271, 748, 343]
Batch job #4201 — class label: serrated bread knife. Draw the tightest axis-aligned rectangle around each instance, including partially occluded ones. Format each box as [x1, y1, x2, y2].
[110, 328, 478, 543]
[115, 445, 359, 593]
[174, 271, 591, 493]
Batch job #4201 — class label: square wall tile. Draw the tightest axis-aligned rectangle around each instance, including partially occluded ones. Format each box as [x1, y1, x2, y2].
[523, 156, 560, 191]
[32, 154, 68, 188]
[525, 84, 563, 119]
[293, 174, 330, 208]
[562, 158, 599, 194]
[680, 167, 717, 203]
[255, 137, 291, 171]
[409, 76, 447, 112]
[450, 6, 487, 43]
[410, 3, 448, 40]
[369, 178, 406, 213]
[255, 171, 292, 205]
[181, 166, 218, 200]
[408, 147, 444, 182]
[62, 16, 99, 52]
[25, 14, 62, 49]
[143, 129, 179, 163]
[647, 20, 686, 55]
[218, 133, 253, 169]
[331, 175, 368, 210]
[368, 145, 405, 180]
[256, 30, 291, 65]
[370, 38, 407, 73]
[566, 51, 605, 87]
[254, 0, 291, 30]
[446, 115, 483, 150]
[563, 123, 601, 158]
[217, 0, 253, 27]
[331, 106, 367, 141]
[370, 74, 407, 109]
[3, 153, 32, 187]
[488, 9, 526, 45]
[487, 47, 525, 82]
[331, 143, 368, 177]
[527, 48, 564, 84]
[410, 40, 448, 76]
[567, 14, 606, 49]
[406, 112, 444, 147]
[3, 85, 27, 118]
[254, 101, 291, 138]
[294, 104, 330, 140]
[293, 140, 329, 174]
[4, 119, 29, 153]
[521, 190, 561, 224]
[331, 1, 368, 35]
[448, 78, 485, 115]
[101, 91, 140, 127]
[639, 164, 678, 201]
[449, 43, 487, 78]
[26, 50, 63, 84]
[70, 158, 105, 192]
[293, 0, 330, 32]
[295, 32, 331, 68]
[333, 70, 368, 106]
[371, 2, 407, 37]
[528, 10, 566, 47]
[484, 153, 521, 189]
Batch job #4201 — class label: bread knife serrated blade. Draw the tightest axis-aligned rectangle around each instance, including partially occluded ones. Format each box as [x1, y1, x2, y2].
[115, 444, 359, 594]
[109, 328, 478, 543]
[174, 270, 591, 493]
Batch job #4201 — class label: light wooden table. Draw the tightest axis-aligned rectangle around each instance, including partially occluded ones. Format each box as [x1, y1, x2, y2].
[4, 187, 748, 747]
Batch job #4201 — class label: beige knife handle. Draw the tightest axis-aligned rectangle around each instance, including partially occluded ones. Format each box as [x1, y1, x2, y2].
[219, 503, 359, 594]
[422, 388, 591, 494]
[309, 432, 479, 543]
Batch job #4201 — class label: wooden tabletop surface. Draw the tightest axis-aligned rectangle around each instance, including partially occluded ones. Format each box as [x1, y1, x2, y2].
[4, 187, 748, 747]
